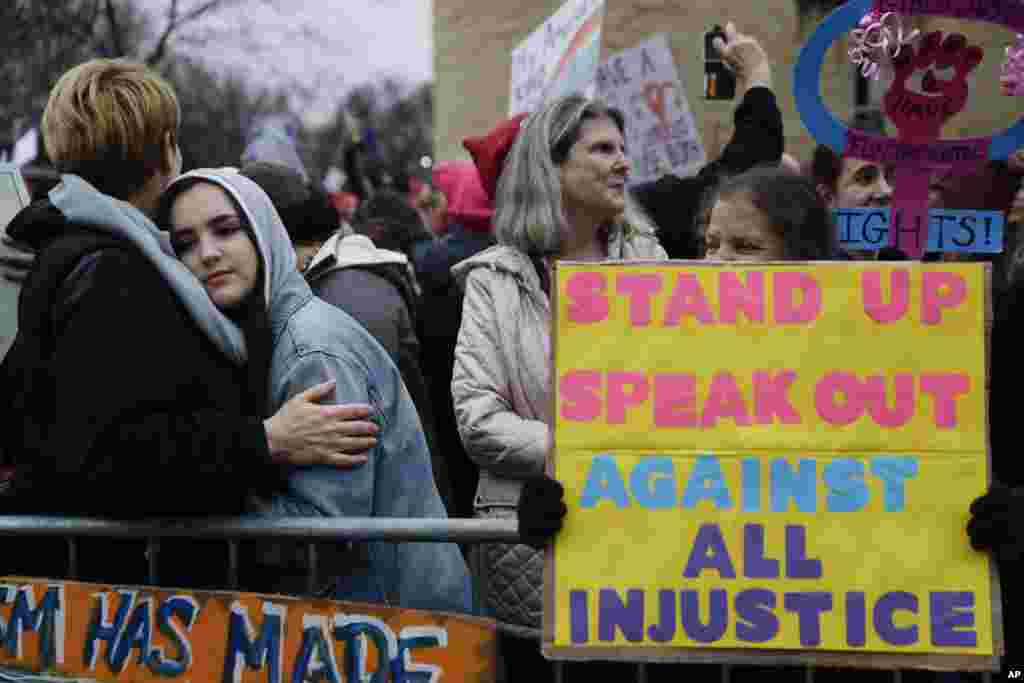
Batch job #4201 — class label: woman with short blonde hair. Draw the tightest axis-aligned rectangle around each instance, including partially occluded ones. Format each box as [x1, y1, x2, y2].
[1, 58, 375, 593]
[41, 58, 181, 203]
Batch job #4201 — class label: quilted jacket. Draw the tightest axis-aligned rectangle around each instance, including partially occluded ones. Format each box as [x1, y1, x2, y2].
[451, 225, 666, 628]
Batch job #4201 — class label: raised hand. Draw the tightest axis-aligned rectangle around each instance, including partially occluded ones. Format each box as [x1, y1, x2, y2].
[883, 31, 984, 142]
[711, 22, 772, 95]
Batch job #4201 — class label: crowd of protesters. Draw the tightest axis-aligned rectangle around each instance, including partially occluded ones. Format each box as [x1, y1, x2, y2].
[1, 16, 1023, 683]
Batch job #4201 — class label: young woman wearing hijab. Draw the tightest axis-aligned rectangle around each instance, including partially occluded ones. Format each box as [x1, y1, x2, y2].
[157, 169, 474, 614]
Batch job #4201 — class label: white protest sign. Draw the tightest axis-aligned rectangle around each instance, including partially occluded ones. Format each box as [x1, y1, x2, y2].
[596, 34, 706, 184]
[509, 0, 605, 116]
[12, 127, 38, 167]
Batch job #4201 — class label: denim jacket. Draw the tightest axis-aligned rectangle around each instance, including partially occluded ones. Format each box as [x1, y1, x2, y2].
[168, 170, 474, 615]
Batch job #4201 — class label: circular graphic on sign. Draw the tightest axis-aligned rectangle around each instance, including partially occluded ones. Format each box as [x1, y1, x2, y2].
[794, 0, 1024, 165]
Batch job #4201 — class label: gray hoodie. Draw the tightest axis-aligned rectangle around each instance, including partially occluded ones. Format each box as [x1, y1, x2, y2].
[166, 169, 474, 614]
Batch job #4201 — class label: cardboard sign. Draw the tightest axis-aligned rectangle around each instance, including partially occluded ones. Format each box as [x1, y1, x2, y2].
[0, 578, 497, 682]
[795, 0, 1024, 257]
[835, 208, 1005, 253]
[509, 0, 605, 116]
[544, 262, 999, 671]
[596, 35, 706, 184]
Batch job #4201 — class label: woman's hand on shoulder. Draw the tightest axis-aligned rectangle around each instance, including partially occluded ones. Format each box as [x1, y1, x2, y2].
[263, 380, 379, 468]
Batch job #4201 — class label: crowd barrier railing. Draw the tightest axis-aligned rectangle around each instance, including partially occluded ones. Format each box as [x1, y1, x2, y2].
[0, 516, 995, 683]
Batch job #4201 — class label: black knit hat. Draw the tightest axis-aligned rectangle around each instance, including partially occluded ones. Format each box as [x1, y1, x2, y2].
[239, 161, 339, 245]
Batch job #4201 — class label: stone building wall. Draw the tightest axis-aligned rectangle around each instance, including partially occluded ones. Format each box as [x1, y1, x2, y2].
[434, 0, 1021, 168]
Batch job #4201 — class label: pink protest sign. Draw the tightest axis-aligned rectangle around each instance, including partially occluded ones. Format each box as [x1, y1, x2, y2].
[869, 27, 984, 257]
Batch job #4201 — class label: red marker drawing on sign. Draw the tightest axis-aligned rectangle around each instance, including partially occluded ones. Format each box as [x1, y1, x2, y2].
[879, 31, 983, 257]
[642, 81, 676, 141]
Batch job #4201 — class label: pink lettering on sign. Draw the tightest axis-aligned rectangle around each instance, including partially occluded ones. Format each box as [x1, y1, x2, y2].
[664, 273, 716, 325]
[921, 373, 970, 428]
[862, 269, 910, 323]
[607, 372, 649, 424]
[560, 370, 602, 422]
[719, 271, 765, 323]
[814, 371, 971, 428]
[861, 374, 916, 428]
[815, 372, 865, 426]
[566, 272, 608, 323]
[701, 372, 753, 428]
[616, 273, 663, 326]
[753, 370, 802, 424]
[921, 271, 967, 324]
[653, 374, 698, 428]
[773, 272, 822, 324]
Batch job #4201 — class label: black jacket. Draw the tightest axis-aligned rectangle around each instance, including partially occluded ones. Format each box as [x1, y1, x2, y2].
[416, 223, 496, 519]
[631, 86, 784, 260]
[0, 200, 279, 588]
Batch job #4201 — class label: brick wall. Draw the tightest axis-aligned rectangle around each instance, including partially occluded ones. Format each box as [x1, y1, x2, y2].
[434, 0, 1021, 168]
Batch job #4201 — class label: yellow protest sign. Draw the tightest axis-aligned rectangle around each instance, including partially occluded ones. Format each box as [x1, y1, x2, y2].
[544, 261, 999, 671]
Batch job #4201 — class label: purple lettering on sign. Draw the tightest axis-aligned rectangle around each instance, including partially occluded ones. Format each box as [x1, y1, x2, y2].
[874, 591, 919, 646]
[785, 525, 823, 579]
[783, 592, 833, 647]
[683, 524, 737, 579]
[735, 589, 779, 643]
[846, 592, 867, 647]
[570, 590, 589, 644]
[680, 590, 728, 644]
[874, 0, 1024, 33]
[845, 129, 990, 171]
[743, 524, 780, 579]
[930, 591, 978, 647]
[598, 589, 645, 643]
[647, 590, 677, 643]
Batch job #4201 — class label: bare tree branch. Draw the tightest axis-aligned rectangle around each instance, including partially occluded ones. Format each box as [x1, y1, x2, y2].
[103, 0, 126, 57]
[145, 0, 181, 65]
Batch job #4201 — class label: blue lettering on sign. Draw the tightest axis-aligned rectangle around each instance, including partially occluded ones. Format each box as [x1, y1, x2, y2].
[85, 590, 135, 672]
[292, 616, 340, 683]
[0, 584, 65, 667]
[834, 208, 1005, 253]
[148, 595, 199, 677]
[223, 601, 286, 683]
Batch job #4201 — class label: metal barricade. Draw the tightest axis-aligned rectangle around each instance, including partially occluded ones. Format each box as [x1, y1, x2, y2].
[0, 516, 994, 683]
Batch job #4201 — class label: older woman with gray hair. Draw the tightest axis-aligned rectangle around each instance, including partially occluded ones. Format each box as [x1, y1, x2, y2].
[453, 93, 666, 679]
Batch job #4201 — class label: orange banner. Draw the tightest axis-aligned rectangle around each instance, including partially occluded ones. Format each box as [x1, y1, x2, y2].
[0, 577, 496, 682]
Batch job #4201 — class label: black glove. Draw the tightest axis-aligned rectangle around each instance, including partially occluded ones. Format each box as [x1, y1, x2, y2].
[517, 475, 567, 549]
[967, 482, 1024, 563]
[0, 232, 36, 284]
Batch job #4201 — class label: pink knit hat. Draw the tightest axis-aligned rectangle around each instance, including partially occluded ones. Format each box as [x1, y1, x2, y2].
[432, 160, 493, 233]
